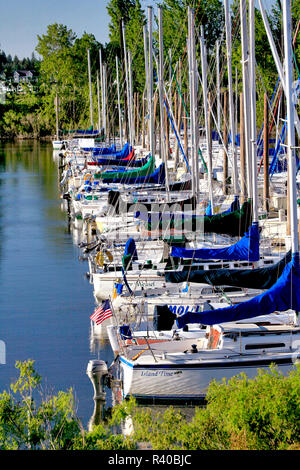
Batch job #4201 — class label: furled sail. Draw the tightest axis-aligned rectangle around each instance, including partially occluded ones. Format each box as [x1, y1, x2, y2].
[170, 222, 260, 262]
[176, 254, 300, 327]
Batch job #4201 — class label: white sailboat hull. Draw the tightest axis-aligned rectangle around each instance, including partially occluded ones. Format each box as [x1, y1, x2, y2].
[119, 352, 298, 400]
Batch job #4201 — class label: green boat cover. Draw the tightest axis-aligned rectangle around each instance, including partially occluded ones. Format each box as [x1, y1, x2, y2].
[93, 154, 155, 181]
[144, 200, 252, 238]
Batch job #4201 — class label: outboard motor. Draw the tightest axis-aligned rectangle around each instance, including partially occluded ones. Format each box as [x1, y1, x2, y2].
[86, 360, 108, 400]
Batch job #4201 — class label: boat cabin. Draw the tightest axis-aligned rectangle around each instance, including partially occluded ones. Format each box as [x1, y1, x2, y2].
[206, 321, 300, 354]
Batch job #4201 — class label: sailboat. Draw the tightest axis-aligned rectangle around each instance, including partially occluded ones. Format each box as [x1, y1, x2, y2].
[107, 1, 300, 402]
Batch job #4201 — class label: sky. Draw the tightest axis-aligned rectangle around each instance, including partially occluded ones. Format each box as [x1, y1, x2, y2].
[0, 0, 275, 60]
[0, 0, 113, 58]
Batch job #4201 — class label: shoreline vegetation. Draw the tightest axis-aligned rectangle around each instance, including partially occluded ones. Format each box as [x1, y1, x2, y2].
[1, 0, 299, 141]
[0, 359, 299, 450]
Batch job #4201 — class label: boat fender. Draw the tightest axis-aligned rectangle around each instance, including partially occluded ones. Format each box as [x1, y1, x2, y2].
[83, 173, 93, 184]
[95, 250, 113, 267]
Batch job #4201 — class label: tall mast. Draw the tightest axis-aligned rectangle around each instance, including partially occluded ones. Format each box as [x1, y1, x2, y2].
[122, 20, 132, 146]
[143, 24, 150, 150]
[128, 50, 135, 145]
[188, 7, 200, 201]
[282, 0, 299, 257]
[249, 0, 258, 224]
[148, 6, 154, 158]
[240, 0, 252, 199]
[96, 70, 101, 132]
[87, 49, 94, 129]
[103, 64, 107, 139]
[224, 0, 239, 196]
[200, 23, 214, 212]
[115, 56, 123, 147]
[257, 0, 300, 140]
[216, 39, 221, 139]
[158, 6, 170, 194]
[99, 49, 105, 135]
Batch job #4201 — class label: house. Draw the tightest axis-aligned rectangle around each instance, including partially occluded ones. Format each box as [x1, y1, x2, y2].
[13, 70, 34, 83]
[13, 70, 37, 93]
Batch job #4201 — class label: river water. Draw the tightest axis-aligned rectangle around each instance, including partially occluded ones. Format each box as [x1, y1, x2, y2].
[0, 140, 114, 427]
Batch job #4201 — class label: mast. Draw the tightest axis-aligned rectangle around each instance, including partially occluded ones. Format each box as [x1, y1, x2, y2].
[115, 56, 123, 147]
[99, 49, 106, 136]
[258, 0, 300, 140]
[103, 64, 107, 140]
[87, 49, 94, 129]
[122, 20, 132, 146]
[216, 39, 221, 139]
[249, 0, 258, 224]
[148, 6, 155, 158]
[263, 93, 269, 213]
[240, 0, 252, 200]
[200, 23, 214, 212]
[96, 71, 101, 133]
[188, 7, 200, 201]
[158, 6, 170, 194]
[128, 50, 135, 145]
[55, 92, 59, 140]
[282, 0, 299, 257]
[224, 0, 239, 196]
[143, 24, 150, 150]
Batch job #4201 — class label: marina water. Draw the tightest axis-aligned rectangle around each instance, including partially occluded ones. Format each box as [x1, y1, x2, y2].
[0, 140, 114, 427]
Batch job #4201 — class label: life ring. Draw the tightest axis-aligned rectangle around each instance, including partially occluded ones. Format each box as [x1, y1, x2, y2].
[83, 173, 93, 184]
[95, 250, 113, 267]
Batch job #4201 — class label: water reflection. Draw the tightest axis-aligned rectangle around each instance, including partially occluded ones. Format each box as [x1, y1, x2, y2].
[0, 140, 105, 427]
[0, 140, 199, 432]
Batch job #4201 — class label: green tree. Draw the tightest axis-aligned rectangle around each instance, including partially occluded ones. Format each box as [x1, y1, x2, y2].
[0, 360, 80, 450]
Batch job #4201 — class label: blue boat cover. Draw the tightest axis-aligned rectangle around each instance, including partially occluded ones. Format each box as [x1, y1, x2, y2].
[176, 253, 300, 326]
[205, 201, 212, 215]
[122, 238, 138, 270]
[91, 143, 130, 158]
[171, 222, 259, 262]
[83, 144, 117, 154]
[106, 162, 165, 185]
[95, 154, 148, 167]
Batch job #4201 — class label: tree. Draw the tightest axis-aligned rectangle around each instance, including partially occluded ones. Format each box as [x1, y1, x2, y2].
[35, 24, 102, 130]
[0, 360, 80, 450]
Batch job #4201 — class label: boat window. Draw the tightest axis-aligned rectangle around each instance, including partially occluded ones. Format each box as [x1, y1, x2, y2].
[201, 288, 213, 295]
[245, 343, 286, 350]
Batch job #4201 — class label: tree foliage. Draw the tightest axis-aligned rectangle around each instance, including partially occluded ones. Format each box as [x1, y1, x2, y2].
[0, 360, 299, 450]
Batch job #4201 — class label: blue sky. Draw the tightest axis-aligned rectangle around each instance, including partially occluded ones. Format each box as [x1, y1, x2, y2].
[0, 0, 112, 58]
[0, 0, 276, 59]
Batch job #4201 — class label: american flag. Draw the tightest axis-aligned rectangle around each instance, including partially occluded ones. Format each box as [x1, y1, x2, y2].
[90, 300, 112, 325]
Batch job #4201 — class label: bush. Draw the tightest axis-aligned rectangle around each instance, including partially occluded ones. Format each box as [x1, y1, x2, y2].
[1, 361, 299, 450]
